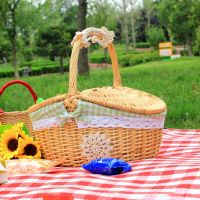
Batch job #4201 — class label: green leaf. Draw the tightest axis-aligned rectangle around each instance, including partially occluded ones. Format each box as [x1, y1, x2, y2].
[22, 124, 30, 136]
[0, 124, 13, 136]
[0, 123, 30, 137]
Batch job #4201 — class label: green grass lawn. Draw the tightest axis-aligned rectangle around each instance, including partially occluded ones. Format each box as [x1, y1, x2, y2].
[1, 57, 200, 129]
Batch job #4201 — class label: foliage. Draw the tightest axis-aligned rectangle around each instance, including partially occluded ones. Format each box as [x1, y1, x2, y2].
[118, 54, 134, 67]
[89, 51, 160, 67]
[17, 1, 43, 41]
[35, 25, 71, 73]
[194, 26, 200, 56]
[158, 0, 200, 55]
[0, 0, 21, 78]
[89, 55, 111, 64]
[62, 5, 78, 35]
[87, 0, 118, 30]
[115, 50, 160, 67]
[135, 42, 150, 48]
[0, 0, 200, 78]
[129, 52, 161, 66]
[35, 26, 71, 59]
[0, 60, 69, 78]
[147, 27, 165, 49]
[1, 57, 200, 128]
[0, 31, 11, 62]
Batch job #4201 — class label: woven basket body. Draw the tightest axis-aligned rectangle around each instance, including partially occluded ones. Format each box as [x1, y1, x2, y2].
[31, 122, 162, 167]
[27, 27, 166, 166]
[0, 111, 33, 132]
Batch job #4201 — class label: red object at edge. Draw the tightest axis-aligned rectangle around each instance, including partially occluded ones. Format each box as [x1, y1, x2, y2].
[0, 80, 38, 103]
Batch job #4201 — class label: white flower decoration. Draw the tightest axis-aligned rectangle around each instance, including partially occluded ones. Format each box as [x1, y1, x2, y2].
[80, 132, 113, 161]
[71, 27, 115, 48]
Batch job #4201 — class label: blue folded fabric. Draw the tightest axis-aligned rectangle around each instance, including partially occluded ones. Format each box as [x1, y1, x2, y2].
[82, 158, 132, 175]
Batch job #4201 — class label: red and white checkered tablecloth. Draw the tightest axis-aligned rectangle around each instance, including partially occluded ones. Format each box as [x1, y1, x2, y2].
[0, 129, 200, 200]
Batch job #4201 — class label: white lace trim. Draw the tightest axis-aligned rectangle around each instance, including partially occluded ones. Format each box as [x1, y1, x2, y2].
[32, 116, 72, 131]
[76, 115, 165, 129]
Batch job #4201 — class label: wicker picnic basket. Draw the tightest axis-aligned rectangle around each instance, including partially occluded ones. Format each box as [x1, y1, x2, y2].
[28, 27, 167, 167]
[0, 80, 37, 131]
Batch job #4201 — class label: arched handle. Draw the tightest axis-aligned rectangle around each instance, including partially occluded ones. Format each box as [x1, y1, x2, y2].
[0, 80, 38, 103]
[68, 27, 122, 95]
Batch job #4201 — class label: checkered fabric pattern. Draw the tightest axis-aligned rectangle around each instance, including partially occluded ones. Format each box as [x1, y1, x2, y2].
[29, 102, 68, 121]
[0, 129, 200, 200]
[29, 100, 166, 130]
[30, 100, 166, 122]
[0, 160, 7, 184]
[78, 100, 166, 118]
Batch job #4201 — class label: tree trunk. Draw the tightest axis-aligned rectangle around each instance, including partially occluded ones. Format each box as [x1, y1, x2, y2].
[131, 13, 136, 50]
[78, 0, 89, 75]
[183, 43, 186, 56]
[60, 56, 64, 74]
[125, 23, 129, 54]
[146, 10, 151, 34]
[186, 42, 193, 56]
[10, 0, 20, 78]
[12, 40, 19, 78]
[122, 0, 129, 54]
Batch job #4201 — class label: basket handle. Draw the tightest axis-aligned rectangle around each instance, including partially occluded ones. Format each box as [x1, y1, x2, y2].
[68, 27, 122, 95]
[0, 80, 38, 103]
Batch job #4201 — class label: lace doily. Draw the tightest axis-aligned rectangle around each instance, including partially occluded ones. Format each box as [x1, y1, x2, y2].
[80, 132, 113, 161]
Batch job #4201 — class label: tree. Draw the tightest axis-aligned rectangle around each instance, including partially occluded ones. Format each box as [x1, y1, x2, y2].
[16, 1, 43, 64]
[78, 0, 89, 75]
[121, 0, 129, 54]
[143, 0, 154, 33]
[129, 0, 140, 49]
[116, 0, 141, 53]
[0, 31, 11, 62]
[136, 9, 147, 42]
[35, 26, 71, 73]
[63, 5, 78, 35]
[194, 26, 200, 55]
[87, 0, 118, 65]
[0, 0, 21, 78]
[158, 0, 199, 56]
[147, 27, 165, 49]
[88, 0, 117, 30]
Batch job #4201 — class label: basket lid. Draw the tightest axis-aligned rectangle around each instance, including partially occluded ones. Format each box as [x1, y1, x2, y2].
[79, 86, 166, 115]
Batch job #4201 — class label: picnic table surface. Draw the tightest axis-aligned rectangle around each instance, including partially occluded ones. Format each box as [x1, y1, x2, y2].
[0, 129, 200, 200]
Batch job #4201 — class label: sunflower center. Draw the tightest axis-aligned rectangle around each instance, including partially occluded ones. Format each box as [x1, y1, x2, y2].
[24, 144, 37, 156]
[7, 139, 18, 151]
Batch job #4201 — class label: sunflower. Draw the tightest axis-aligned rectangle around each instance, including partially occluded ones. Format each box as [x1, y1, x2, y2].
[17, 129, 27, 140]
[0, 128, 21, 160]
[18, 136, 41, 159]
[15, 122, 30, 137]
[15, 123, 23, 130]
[11, 123, 25, 139]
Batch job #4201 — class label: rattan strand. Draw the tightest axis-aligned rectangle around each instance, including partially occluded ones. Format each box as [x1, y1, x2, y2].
[79, 86, 166, 114]
[0, 111, 33, 131]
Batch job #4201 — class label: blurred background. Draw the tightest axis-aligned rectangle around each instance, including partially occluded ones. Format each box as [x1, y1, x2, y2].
[0, 0, 199, 78]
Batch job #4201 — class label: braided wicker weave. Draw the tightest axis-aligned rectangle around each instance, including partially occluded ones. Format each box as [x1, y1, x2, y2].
[27, 27, 166, 166]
